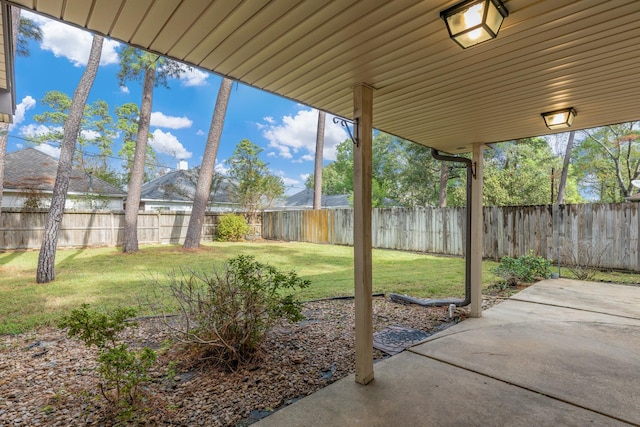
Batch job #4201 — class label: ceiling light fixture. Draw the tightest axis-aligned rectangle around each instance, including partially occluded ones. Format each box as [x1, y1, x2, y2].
[541, 108, 577, 130]
[440, 0, 508, 49]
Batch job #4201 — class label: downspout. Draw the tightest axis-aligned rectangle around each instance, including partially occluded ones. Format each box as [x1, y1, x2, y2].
[389, 148, 472, 307]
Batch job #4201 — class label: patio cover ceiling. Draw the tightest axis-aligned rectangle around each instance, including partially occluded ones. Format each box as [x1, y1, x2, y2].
[4, 0, 640, 153]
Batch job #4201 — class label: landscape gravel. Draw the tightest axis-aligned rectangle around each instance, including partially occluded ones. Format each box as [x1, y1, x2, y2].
[0, 295, 506, 426]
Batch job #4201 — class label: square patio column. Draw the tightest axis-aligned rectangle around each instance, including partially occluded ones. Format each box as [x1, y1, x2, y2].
[470, 142, 485, 317]
[353, 83, 374, 385]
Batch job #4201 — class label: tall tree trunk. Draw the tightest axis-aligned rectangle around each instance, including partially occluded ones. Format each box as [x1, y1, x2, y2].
[313, 111, 326, 210]
[0, 7, 21, 213]
[438, 162, 448, 208]
[122, 64, 155, 253]
[184, 77, 233, 248]
[556, 130, 575, 204]
[36, 35, 103, 283]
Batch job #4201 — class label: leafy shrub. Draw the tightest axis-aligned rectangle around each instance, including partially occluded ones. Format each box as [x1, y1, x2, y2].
[22, 188, 44, 209]
[491, 252, 551, 286]
[58, 305, 156, 410]
[216, 214, 250, 241]
[157, 255, 310, 370]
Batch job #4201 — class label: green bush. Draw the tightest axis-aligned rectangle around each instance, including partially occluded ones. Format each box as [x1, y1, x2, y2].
[159, 255, 310, 370]
[216, 214, 250, 241]
[491, 252, 551, 286]
[58, 305, 156, 411]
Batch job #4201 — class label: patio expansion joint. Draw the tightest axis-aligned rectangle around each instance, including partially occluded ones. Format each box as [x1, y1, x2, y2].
[509, 297, 640, 321]
[406, 349, 638, 426]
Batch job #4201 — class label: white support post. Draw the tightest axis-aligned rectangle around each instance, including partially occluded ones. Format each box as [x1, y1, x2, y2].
[470, 143, 485, 317]
[353, 83, 374, 385]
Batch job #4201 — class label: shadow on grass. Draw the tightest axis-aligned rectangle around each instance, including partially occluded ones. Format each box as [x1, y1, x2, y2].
[0, 250, 27, 266]
[54, 248, 90, 271]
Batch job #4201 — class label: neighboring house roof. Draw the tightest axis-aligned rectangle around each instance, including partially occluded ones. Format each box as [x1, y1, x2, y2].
[284, 188, 350, 208]
[4, 148, 125, 196]
[625, 193, 640, 202]
[282, 188, 400, 208]
[140, 168, 236, 204]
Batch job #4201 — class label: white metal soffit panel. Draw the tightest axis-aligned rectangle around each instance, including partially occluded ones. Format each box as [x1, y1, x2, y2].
[8, 0, 640, 153]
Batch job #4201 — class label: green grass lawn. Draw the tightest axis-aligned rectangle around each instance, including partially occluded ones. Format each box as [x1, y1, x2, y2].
[1, 241, 639, 334]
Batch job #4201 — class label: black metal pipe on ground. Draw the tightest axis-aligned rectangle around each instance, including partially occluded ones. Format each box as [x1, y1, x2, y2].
[389, 148, 472, 307]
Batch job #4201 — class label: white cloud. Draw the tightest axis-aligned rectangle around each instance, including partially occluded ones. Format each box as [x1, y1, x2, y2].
[20, 123, 60, 138]
[35, 143, 61, 158]
[300, 173, 310, 182]
[256, 116, 274, 131]
[9, 96, 36, 131]
[120, 86, 130, 94]
[281, 176, 300, 187]
[292, 153, 314, 163]
[214, 160, 228, 175]
[178, 68, 209, 87]
[81, 129, 100, 140]
[260, 108, 348, 162]
[150, 129, 192, 159]
[27, 12, 119, 67]
[150, 112, 193, 129]
[17, 124, 102, 148]
[274, 169, 300, 188]
[196, 129, 205, 136]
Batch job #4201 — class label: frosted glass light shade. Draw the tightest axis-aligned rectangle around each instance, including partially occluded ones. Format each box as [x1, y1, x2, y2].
[441, 0, 508, 49]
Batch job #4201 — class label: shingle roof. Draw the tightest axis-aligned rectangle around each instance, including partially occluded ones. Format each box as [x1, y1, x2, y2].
[4, 148, 125, 196]
[140, 168, 235, 203]
[284, 188, 350, 208]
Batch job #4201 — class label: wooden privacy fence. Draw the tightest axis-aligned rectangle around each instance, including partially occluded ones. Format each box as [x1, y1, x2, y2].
[0, 209, 261, 250]
[262, 203, 640, 271]
[262, 208, 466, 254]
[3, 205, 638, 271]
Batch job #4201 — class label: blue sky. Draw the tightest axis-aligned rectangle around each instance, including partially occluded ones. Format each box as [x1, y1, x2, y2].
[8, 12, 349, 195]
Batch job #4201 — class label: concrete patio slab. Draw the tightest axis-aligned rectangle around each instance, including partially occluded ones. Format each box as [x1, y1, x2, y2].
[411, 302, 640, 424]
[511, 278, 640, 319]
[256, 280, 640, 426]
[257, 351, 624, 427]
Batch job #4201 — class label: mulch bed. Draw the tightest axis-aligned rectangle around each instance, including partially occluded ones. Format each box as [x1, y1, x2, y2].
[0, 294, 508, 426]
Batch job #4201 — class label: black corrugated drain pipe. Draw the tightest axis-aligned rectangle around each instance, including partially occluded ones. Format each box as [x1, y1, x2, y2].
[389, 148, 472, 307]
